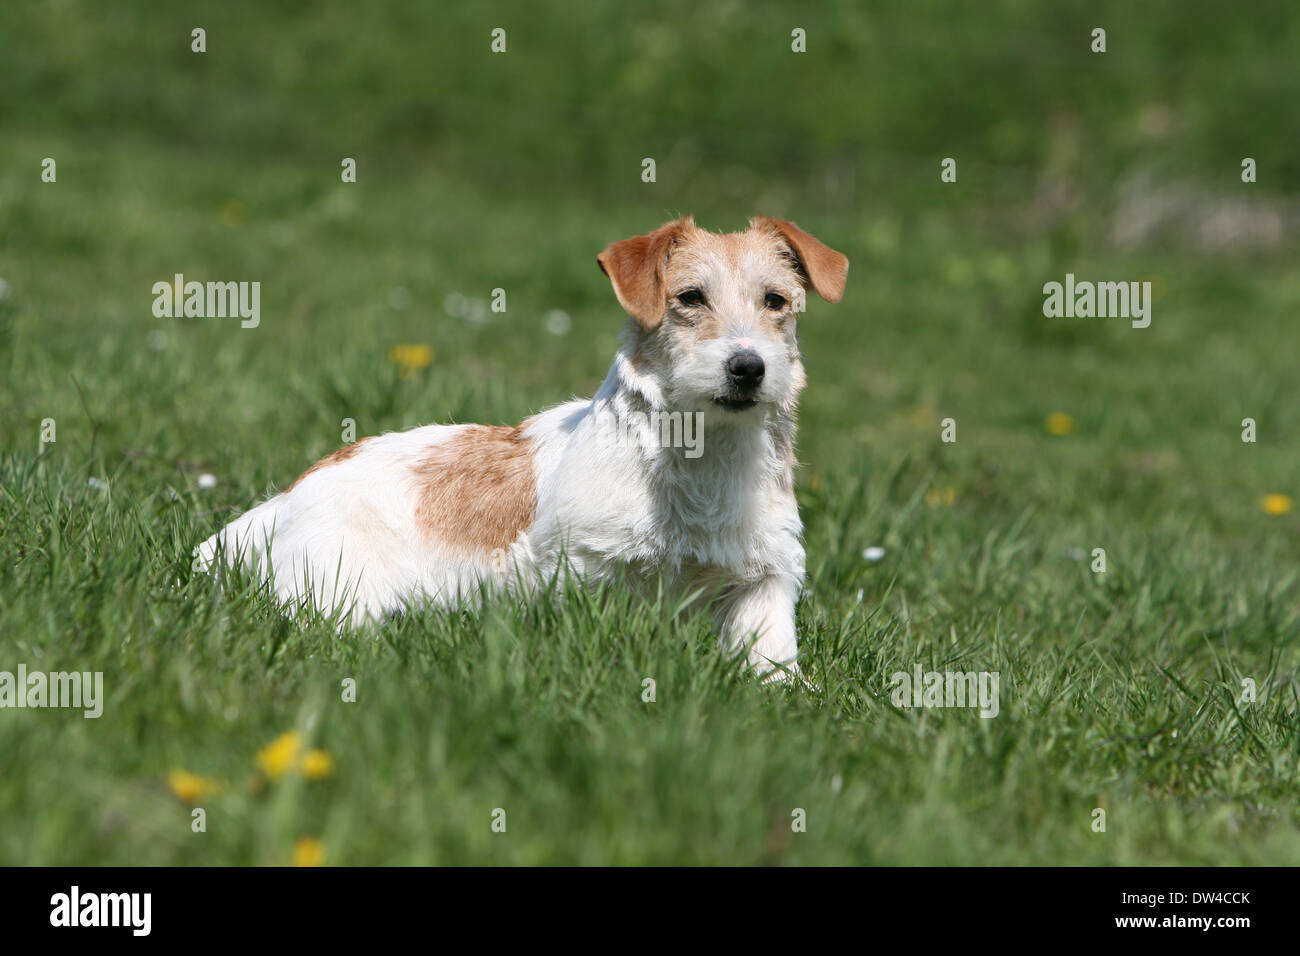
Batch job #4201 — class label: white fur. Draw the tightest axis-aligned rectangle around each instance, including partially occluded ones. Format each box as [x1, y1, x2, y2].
[195, 360, 804, 678]
[197, 220, 837, 681]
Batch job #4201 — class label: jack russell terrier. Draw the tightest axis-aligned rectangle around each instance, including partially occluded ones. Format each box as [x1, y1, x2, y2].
[197, 216, 848, 680]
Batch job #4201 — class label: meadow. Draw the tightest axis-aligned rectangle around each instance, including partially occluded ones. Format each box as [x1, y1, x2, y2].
[0, 1, 1297, 864]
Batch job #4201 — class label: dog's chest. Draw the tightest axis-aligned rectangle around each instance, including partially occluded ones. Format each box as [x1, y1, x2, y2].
[530, 402, 801, 581]
[641, 437, 797, 571]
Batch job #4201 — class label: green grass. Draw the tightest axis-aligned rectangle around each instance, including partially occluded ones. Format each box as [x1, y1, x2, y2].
[1, 0, 1298, 865]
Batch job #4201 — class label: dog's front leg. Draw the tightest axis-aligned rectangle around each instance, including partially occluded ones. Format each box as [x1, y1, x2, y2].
[716, 573, 801, 682]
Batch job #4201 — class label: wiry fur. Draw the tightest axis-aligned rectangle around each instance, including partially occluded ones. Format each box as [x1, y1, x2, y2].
[196, 216, 848, 680]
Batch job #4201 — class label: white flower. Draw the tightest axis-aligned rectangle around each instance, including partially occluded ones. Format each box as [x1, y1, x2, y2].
[387, 286, 412, 311]
[442, 292, 468, 318]
[545, 310, 572, 336]
[862, 546, 886, 561]
[197, 473, 218, 490]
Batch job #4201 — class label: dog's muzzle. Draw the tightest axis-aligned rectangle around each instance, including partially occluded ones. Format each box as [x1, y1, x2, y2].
[714, 350, 765, 411]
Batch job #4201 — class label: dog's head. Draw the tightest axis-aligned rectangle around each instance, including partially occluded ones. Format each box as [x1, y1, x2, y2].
[597, 216, 848, 419]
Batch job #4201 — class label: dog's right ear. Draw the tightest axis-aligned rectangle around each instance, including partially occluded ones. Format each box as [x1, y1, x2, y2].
[597, 217, 692, 331]
[751, 216, 849, 304]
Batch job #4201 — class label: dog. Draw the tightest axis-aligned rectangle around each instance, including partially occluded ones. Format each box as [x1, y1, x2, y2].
[196, 216, 848, 680]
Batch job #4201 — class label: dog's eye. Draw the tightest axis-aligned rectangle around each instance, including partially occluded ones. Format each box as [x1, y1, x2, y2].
[677, 289, 706, 308]
[764, 292, 787, 310]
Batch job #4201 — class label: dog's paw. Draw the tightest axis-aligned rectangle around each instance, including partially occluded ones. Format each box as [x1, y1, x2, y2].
[757, 663, 820, 693]
[796, 673, 822, 693]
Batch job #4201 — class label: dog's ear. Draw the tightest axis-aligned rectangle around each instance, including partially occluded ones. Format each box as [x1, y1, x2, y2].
[751, 216, 849, 303]
[597, 218, 692, 330]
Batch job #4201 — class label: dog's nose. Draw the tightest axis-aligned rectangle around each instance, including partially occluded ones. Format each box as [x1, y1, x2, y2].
[726, 350, 765, 389]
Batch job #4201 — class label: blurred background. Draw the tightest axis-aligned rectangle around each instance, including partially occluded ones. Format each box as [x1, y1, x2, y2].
[0, 1, 1297, 865]
[2, 0, 1297, 512]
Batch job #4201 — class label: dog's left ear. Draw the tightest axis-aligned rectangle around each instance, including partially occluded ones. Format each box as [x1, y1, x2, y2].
[597, 217, 692, 331]
[752, 216, 849, 303]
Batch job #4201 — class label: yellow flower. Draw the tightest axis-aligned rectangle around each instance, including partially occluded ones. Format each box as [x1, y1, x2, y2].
[389, 344, 435, 379]
[255, 732, 336, 782]
[168, 770, 220, 804]
[219, 198, 247, 228]
[1045, 412, 1075, 436]
[293, 837, 325, 867]
[925, 487, 956, 507]
[256, 731, 303, 780]
[1262, 494, 1292, 516]
[906, 404, 936, 426]
[301, 750, 334, 780]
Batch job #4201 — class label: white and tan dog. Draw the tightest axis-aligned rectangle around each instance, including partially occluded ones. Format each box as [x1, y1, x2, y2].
[197, 216, 848, 679]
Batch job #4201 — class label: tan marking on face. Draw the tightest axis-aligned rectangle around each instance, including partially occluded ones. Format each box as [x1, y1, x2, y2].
[751, 216, 849, 303]
[410, 425, 536, 554]
[661, 226, 805, 340]
[288, 438, 372, 491]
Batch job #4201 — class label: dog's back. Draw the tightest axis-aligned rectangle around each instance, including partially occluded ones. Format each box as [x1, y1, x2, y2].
[195, 423, 530, 623]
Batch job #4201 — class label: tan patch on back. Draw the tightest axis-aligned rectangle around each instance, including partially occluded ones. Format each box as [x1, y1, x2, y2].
[288, 438, 371, 491]
[410, 425, 536, 554]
